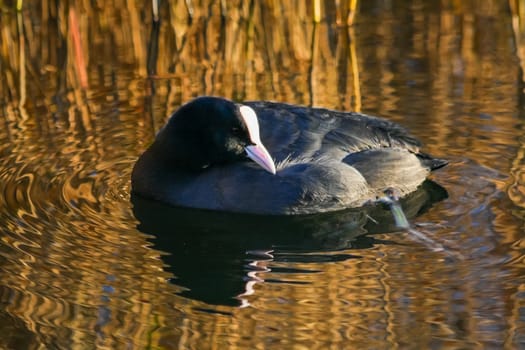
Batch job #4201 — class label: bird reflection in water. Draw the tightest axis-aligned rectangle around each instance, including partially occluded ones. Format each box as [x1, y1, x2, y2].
[131, 180, 447, 307]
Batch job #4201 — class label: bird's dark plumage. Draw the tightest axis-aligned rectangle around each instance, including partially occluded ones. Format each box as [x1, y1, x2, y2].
[131, 97, 447, 215]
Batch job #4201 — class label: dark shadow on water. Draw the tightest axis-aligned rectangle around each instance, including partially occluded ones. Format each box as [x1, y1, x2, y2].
[131, 181, 447, 306]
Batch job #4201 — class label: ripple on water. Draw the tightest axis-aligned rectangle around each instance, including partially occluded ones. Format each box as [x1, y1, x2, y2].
[0, 135, 183, 348]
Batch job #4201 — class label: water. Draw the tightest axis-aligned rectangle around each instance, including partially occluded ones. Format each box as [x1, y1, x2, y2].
[1, 0, 525, 348]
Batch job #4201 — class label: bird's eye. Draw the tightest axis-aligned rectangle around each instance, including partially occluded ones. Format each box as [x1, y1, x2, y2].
[231, 127, 242, 135]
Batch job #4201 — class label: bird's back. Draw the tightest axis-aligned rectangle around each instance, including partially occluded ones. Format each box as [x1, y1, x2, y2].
[247, 101, 424, 162]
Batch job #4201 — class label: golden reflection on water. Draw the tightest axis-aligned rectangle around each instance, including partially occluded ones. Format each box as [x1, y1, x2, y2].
[1, 0, 525, 348]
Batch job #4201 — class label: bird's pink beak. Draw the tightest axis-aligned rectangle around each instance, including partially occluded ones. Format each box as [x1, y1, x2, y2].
[245, 144, 276, 174]
[239, 105, 277, 175]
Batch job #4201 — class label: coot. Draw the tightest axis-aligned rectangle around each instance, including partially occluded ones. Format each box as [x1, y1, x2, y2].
[131, 96, 447, 215]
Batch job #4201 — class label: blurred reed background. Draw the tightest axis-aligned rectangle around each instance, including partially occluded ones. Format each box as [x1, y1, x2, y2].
[0, 0, 522, 139]
[1, 0, 525, 349]
[1, 0, 362, 116]
[0, 0, 521, 114]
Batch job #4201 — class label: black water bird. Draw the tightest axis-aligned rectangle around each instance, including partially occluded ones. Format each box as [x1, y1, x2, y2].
[131, 96, 447, 215]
